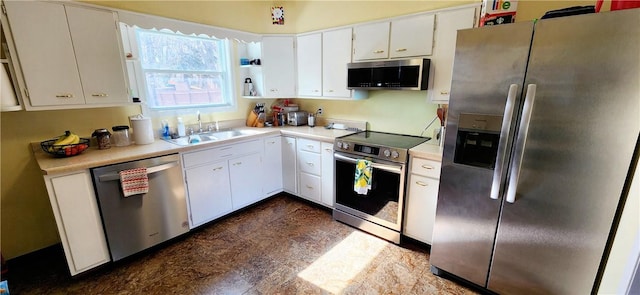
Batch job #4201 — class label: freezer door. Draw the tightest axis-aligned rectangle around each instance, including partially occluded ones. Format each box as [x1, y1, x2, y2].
[430, 21, 534, 287]
[488, 9, 640, 294]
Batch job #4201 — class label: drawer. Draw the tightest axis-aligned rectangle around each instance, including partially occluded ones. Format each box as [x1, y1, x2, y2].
[298, 150, 321, 175]
[297, 138, 321, 154]
[182, 140, 262, 168]
[299, 172, 321, 202]
[411, 157, 441, 179]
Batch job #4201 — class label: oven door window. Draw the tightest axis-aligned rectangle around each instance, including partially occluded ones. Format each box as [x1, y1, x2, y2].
[335, 159, 402, 226]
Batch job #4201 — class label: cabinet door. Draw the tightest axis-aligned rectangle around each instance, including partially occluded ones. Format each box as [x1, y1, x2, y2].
[389, 14, 435, 58]
[282, 137, 297, 194]
[296, 33, 322, 97]
[184, 161, 232, 228]
[4, 1, 85, 106]
[353, 22, 390, 60]
[403, 174, 439, 244]
[429, 7, 477, 103]
[322, 28, 352, 98]
[45, 171, 110, 275]
[320, 142, 335, 207]
[262, 36, 296, 98]
[66, 6, 129, 104]
[298, 150, 321, 175]
[229, 153, 263, 209]
[263, 136, 283, 195]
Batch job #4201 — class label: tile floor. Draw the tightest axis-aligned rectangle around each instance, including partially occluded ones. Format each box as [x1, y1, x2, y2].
[5, 194, 480, 294]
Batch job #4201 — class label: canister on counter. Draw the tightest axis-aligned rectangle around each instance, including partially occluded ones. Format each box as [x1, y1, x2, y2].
[92, 129, 112, 150]
[112, 125, 131, 147]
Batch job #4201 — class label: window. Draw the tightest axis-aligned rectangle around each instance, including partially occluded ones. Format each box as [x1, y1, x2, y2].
[133, 28, 234, 110]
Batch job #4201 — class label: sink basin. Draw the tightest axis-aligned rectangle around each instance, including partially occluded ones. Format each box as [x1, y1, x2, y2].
[164, 129, 262, 146]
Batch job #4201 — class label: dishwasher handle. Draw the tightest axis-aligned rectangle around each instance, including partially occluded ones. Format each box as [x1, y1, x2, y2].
[97, 161, 179, 182]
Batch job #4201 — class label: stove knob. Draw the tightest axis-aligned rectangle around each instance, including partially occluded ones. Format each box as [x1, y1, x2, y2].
[337, 141, 343, 149]
[383, 149, 391, 157]
[391, 150, 400, 159]
[343, 143, 350, 150]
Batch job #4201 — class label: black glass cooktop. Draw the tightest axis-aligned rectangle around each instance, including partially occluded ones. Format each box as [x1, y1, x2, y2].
[339, 131, 430, 149]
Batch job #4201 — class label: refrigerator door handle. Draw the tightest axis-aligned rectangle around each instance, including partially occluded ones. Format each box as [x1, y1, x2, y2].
[490, 84, 519, 200]
[505, 84, 537, 203]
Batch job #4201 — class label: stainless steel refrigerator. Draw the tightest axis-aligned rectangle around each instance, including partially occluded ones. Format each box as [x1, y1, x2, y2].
[430, 9, 639, 294]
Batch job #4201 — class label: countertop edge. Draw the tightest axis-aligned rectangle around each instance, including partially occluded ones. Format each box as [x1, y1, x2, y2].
[409, 142, 443, 162]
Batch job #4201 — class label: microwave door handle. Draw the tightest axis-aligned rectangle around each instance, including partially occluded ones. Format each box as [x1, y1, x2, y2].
[97, 161, 179, 182]
[490, 84, 519, 200]
[505, 84, 537, 204]
[334, 153, 403, 174]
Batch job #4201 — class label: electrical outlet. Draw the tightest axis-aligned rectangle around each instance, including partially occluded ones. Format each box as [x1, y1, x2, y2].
[316, 107, 323, 116]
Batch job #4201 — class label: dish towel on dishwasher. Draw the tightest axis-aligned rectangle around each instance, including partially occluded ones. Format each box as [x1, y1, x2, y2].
[119, 167, 149, 197]
[354, 159, 372, 195]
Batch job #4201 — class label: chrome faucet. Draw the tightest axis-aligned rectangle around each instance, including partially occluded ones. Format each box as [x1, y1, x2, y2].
[197, 110, 203, 133]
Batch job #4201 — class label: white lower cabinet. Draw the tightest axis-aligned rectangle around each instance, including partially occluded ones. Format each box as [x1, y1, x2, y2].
[320, 142, 335, 207]
[184, 161, 232, 227]
[182, 139, 263, 228]
[403, 157, 442, 244]
[263, 136, 283, 195]
[44, 170, 110, 275]
[282, 136, 297, 194]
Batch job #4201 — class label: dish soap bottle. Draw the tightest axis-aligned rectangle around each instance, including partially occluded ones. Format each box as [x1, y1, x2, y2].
[177, 117, 186, 137]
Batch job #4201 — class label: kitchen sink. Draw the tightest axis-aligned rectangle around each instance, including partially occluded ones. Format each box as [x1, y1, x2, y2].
[164, 129, 263, 146]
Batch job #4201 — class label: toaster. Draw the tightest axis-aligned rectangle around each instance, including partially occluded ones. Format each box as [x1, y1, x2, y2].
[287, 111, 308, 126]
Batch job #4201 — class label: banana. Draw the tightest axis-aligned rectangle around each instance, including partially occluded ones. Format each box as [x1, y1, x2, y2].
[53, 131, 79, 146]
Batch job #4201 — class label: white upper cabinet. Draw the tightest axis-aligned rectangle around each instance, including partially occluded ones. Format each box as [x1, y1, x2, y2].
[296, 33, 322, 97]
[353, 22, 390, 60]
[429, 7, 477, 103]
[322, 28, 353, 98]
[4, 1, 129, 109]
[389, 14, 435, 58]
[261, 36, 296, 98]
[353, 13, 435, 61]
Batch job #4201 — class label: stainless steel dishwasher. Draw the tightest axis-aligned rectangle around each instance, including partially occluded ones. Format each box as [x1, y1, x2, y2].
[91, 154, 189, 261]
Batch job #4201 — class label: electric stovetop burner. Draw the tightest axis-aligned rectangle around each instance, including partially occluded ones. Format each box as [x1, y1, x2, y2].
[335, 131, 430, 163]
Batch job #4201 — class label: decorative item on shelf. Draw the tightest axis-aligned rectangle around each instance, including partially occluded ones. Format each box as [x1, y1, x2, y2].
[240, 58, 250, 65]
[480, 0, 518, 26]
[250, 59, 261, 65]
[244, 78, 254, 96]
[41, 130, 90, 157]
[272, 6, 284, 25]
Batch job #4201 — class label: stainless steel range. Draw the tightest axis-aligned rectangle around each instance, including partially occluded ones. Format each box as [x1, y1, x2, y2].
[333, 131, 430, 243]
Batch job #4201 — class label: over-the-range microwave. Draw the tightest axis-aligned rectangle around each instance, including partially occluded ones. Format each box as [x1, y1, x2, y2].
[347, 58, 430, 90]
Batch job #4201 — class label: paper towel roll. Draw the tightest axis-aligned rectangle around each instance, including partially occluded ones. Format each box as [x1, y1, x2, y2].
[1, 64, 18, 107]
[129, 114, 155, 145]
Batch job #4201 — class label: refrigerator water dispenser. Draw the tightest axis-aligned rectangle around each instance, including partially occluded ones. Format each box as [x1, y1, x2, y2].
[454, 113, 502, 169]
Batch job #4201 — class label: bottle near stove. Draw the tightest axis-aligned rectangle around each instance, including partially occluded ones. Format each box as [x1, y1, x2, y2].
[308, 113, 315, 127]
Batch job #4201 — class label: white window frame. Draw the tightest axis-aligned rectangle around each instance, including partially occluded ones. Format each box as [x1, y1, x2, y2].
[121, 24, 237, 117]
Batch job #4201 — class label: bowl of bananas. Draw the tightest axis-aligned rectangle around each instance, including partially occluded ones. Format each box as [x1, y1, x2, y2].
[41, 131, 90, 157]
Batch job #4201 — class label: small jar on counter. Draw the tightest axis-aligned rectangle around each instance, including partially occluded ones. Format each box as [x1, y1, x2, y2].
[92, 129, 112, 150]
[111, 125, 131, 147]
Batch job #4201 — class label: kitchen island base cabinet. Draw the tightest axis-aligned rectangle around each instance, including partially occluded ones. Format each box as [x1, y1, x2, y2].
[403, 157, 441, 244]
[44, 170, 110, 275]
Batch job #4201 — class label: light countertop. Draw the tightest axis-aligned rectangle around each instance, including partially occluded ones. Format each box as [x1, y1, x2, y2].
[409, 142, 443, 161]
[33, 126, 356, 175]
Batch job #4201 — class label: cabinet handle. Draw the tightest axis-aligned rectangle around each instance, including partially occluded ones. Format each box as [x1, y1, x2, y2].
[415, 181, 428, 187]
[324, 148, 332, 152]
[326, 90, 334, 93]
[421, 165, 434, 170]
[306, 185, 314, 189]
[233, 162, 242, 166]
[91, 93, 108, 97]
[55, 94, 73, 98]
[373, 50, 385, 54]
[440, 91, 449, 95]
[306, 162, 314, 166]
[313, 90, 320, 93]
[395, 48, 407, 52]
[212, 166, 223, 171]
[307, 144, 314, 149]
[270, 89, 277, 92]
[267, 141, 275, 144]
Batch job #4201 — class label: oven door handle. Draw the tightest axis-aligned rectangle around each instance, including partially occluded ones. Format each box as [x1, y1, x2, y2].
[334, 153, 403, 174]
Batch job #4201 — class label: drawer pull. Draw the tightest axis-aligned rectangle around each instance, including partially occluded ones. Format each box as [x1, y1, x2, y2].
[324, 148, 332, 152]
[415, 181, 428, 187]
[373, 50, 385, 54]
[56, 94, 73, 98]
[440, 91, 449, 95]
[233, 162, 242, 166]
[421, 165, 434, 170]
[395, 48, 407, 52]
[306, 162, 314, 166]
[267, 141, 275, 144]
[326, 90, 334, 93]
[212, 166, 223, 171]
[306, 185, 314, 189]
[307, 144, 314, 149]
[91, 93, 108, 97]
